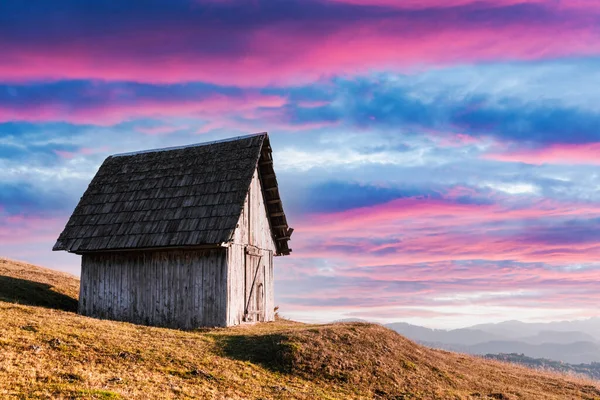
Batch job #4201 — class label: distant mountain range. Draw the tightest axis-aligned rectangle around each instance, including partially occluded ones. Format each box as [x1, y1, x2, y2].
[385, 319, 600, 364]
[484, 353, 600, 380]
[470, 319, 600, 340]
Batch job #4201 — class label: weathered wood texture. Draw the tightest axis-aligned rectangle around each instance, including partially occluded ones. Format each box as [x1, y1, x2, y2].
[80, 249, 228, 328]
[226, 244, 246, 326]
[226, 246, 274, 325]
[232, 170, 277, 252]
[227, 171, 276, 325]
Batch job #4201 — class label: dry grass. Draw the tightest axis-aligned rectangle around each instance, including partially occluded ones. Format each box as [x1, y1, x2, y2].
[0, 258, 599, 399]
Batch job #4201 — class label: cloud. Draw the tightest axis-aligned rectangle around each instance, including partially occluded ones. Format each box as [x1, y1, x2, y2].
[274, 145, 437, 171]
[53, 147, 109, 160]
[1, 1, 599, 85]
[486, 143, 600, 165]
[0, 182, 75, 216]
[327, 0, 600, 11]
[296, 181, 442, 213]
[297, 196, 598, 233]
[515, 218, 600, 246]
[1, 65, 599, 152]
[274, 256, 600, 324]
[275, 77, 600, 147]
[134, 124, 189, 136]
[0, 213, 66, 245]
[0, 81, 285, 125]
[288, 189, 600, 265]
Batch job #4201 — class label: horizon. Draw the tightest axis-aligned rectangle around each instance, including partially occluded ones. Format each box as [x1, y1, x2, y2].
[2, 0, 600, 330]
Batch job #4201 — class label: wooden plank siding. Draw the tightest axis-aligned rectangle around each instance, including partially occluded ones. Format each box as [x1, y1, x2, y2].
[231, 170, 276, 252]
[227, 170, 276, 325]
[226, 244, 246, 326]
[80, 249, 228, 328]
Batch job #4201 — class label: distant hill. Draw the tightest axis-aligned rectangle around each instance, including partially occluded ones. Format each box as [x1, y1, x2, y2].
[450, 340, 600, 364]
[485, 353, 600, 380]
[0, 257, 599, 399]
[521, 331, 598, 345]
[471, 319, 600, 341]
[386, 322, 505, 345]
[387, 320, 600, 364]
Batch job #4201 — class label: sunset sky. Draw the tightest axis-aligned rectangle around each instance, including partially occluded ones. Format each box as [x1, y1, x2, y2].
[2, 0, 600, 328]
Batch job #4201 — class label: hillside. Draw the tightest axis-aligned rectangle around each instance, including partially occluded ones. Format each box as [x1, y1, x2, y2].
[1, 259, 599, 399]
[0, 257, 79, 311]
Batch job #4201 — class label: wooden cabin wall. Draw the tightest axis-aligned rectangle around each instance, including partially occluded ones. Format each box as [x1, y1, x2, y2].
[227, 170, 276, 325]
[80, 249, 228, 329]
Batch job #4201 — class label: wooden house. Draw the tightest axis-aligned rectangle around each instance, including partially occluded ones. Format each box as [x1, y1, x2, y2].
[53, 133, 292, 329]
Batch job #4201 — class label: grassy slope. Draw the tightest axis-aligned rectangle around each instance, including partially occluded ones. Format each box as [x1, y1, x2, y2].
[0, 258, 599, 400]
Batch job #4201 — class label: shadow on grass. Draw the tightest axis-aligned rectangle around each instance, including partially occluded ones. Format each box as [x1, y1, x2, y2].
[0, 275, 78, 312]
[215, 333, 296, 373]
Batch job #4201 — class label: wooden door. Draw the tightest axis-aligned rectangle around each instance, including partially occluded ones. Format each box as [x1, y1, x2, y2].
[244, 251, 265, 322]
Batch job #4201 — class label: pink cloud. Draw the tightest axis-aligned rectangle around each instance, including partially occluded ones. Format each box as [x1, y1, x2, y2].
[298, 197, 600, 234]
[486, 143, 600, 165]
[0, 214, 66, 245]
[338, 262, 600, 285]
[299, 234, 600, 265]
[275, 255, 600, 315]
[275, 257, 600, 324]
[294, 227, 600, 265]
[287, 194, 600, 266]
[135, 125, 184, 135]
[53, 147, 109, 159]
[327, 0, 547, 9]
[0, 93, 286, 125]
[1, 6, 599, 86]
[433, 132, 483, 147]
[192, 109, 339, 135]
[327, 0, 600, 10]
[295, 100, 331, 108]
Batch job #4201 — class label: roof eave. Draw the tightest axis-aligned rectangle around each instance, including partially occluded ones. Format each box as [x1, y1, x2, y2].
[66, 243, 228, 255]
[255, 135, 293, 256]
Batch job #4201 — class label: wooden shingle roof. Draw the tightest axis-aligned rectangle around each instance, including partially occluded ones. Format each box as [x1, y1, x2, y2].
[53, 133, 292, 255]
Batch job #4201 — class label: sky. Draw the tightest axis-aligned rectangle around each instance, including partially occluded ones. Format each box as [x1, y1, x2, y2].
[1, 0, 600, 329]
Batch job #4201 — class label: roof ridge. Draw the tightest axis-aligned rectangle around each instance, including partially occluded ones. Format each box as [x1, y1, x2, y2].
[110, 132, 268, 158]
